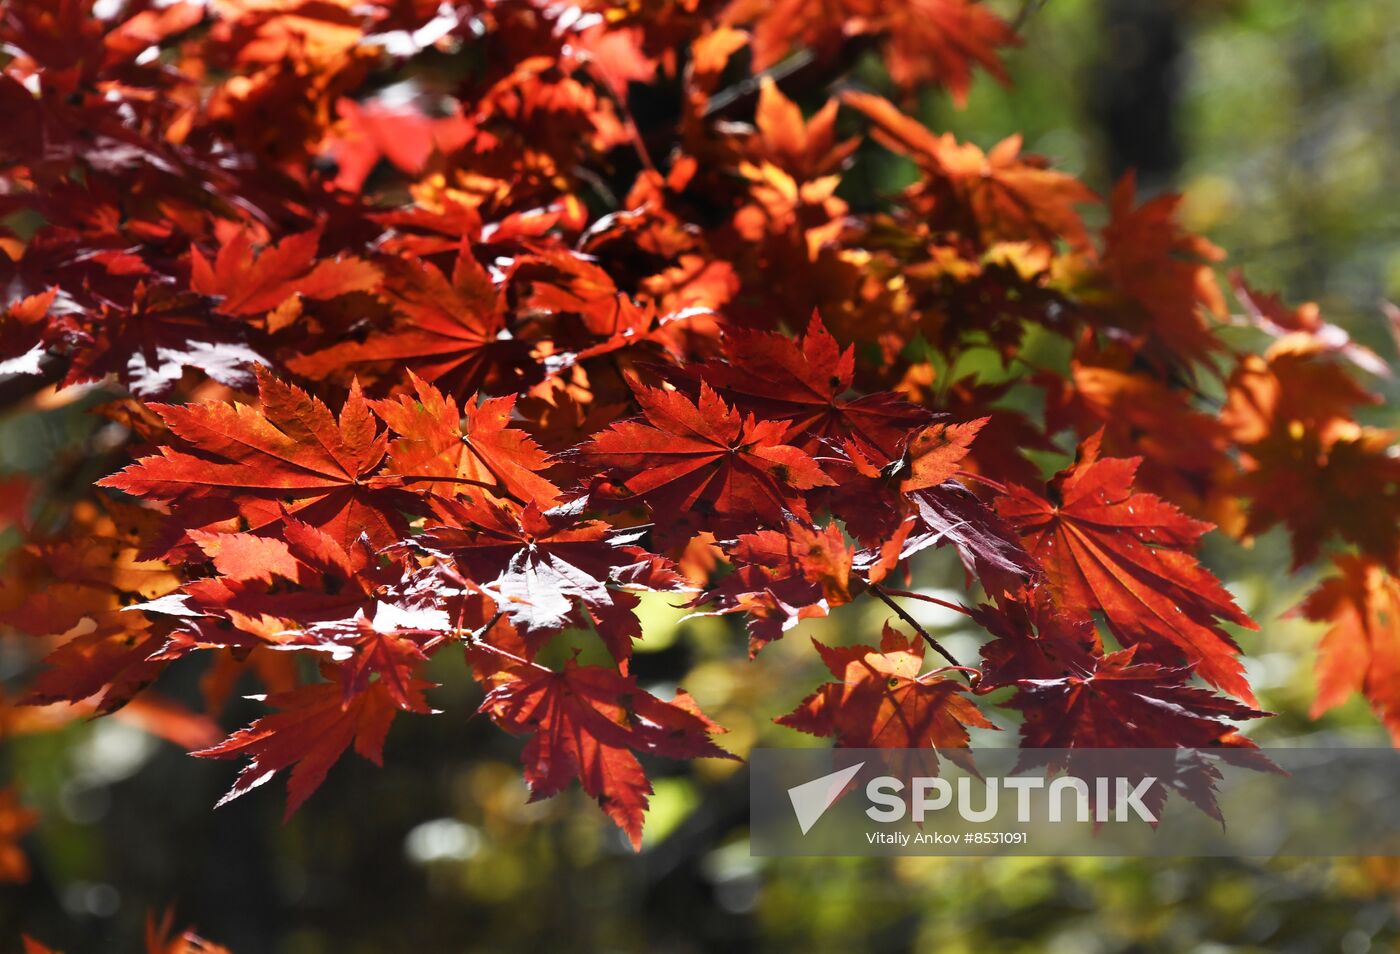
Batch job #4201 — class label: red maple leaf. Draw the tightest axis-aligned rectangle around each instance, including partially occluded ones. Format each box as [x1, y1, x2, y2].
[1221, 339, 1400, 571]
[581, 380, 835, 531]
[185, 529, 302, 585]
[1, 501, 181, 712]
[156, 520, 448, 712]
[876, 0, 1018, 99]
[300, 608, 437, 714]
[99, 369, 415, 549]
[845, 91, 1097, 251]
[730, 0, 1015, 104]
[478, 659, 733, 849]
[1086, 174, 1228, 371]
[417, 497, 684, 661]
[978, 601, 1268, 818]
[997, 433, 1258, 701]
[1295, 555, 1400, 744]
[1231, 271, 1388, 376]
[972, 587, 1103, 686]
[371, 371, 562, 508]
[748, 79, 858, 181]
[141, 518, 397, 656]
[290, 249, 537, 399]
[778, 624, 993, 748]
[898, 418, 988, 493]
[696, 313, 932, 458]
[322, 96, 471, 193]
[190, 227, 380, 319]
[697, 520, 855, 655]
[1006, 647, 1264, 749]
[61, 282, 269, 399]
[836, 419, 1035, 588]
[0, 288, 58, 380]
[194, 679, 427, 820]
[19, 627, 167, 714]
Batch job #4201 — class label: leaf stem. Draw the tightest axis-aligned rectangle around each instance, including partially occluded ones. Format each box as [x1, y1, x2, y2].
[419, 609, 507, 657]
[703, 49, 816, 117]
[460, 609, 552, 674]
[876, 587, 972, 618]
[581, 60, 658, 176]
[868, 582, 974, 679]
[957, 471, 1011, 495]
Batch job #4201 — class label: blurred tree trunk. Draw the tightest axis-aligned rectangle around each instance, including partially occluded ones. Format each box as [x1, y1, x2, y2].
[1091, 0, 1185, 189]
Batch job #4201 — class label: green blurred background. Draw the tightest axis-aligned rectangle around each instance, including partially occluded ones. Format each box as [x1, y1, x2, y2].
[4, 0, 1400, 950]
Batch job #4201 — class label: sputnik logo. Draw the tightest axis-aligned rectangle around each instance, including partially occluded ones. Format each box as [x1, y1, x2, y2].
[787, 761, 865, 835]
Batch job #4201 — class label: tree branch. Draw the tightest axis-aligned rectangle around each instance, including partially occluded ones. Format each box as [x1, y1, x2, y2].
[868, 582, 975, 681]
[877, 587, 972, 618]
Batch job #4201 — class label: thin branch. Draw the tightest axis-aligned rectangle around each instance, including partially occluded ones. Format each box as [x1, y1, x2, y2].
[468, 637, 544, 673]
[957, 471, 1011, 495]
[459, 609, 552, 674]
[581, 59, 658, 176]
[703, 49, 816, 118]
[868, 582, 974, 680]
[419, 608, 506, 656]
[467, 609, 506, 641]
[877, 587, 972, 618]
[618, 109, 659, 178]
[701, 34, 879, 123]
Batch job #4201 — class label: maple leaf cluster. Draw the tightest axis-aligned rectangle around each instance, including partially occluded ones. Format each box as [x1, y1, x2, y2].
[0, 0, 1394, 851]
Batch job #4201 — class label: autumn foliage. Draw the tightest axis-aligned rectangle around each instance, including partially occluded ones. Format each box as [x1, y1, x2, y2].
[2, 0, 1398, 859]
